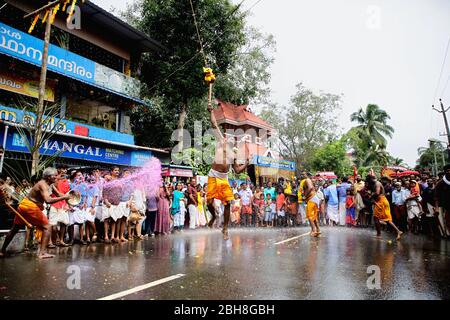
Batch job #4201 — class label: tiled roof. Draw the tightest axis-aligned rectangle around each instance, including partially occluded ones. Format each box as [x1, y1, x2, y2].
[213, 99, 274, 130]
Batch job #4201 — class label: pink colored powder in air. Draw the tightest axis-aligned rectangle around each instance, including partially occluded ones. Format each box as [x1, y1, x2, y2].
[102, 157, 162, 197]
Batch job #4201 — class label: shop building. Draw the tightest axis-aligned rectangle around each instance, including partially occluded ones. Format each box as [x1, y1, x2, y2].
[0, 0, 166, 173]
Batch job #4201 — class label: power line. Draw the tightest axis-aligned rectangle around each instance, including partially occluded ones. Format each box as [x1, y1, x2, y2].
[433, 36, 450, 104]
[441, 73, 450, 99]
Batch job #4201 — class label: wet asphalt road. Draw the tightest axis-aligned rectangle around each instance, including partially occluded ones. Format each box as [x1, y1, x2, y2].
[0, 226, 449, 300]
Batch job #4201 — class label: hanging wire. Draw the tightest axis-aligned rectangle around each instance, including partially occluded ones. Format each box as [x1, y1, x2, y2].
[440, 74, 450, 99]
[432, 36, 450, 104]
[146, 0, 254, 94]
[189, 0, 208, 66]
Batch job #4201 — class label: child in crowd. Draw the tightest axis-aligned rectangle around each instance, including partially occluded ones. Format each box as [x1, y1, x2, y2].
[264, 194, 272, 227]
[345, 187, 356, 226]
[231, 193, 241, 227]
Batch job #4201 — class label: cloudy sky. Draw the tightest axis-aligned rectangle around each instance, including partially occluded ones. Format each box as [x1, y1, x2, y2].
[95, 0, 450, 167]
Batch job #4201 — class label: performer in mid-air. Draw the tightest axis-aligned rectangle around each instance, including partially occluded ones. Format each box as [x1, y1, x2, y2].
[206, 103, 249, 240]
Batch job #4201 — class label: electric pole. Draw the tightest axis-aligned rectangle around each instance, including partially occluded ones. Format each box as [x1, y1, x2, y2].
[432, 98, 450, 162]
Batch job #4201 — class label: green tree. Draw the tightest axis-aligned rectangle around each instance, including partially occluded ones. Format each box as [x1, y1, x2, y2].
[310, 139, 352, 177]
[138, 0, 246, 133]
[259, 83, 343, 172]
[213, 26, 276, 105]
[350, 104, 394, 149]
[416, 141, 447, 174]
[120, 1, 275, 149]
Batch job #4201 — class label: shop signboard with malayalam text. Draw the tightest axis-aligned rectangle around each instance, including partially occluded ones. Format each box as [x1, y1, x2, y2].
[252, 155, 296, 172]
[0, 71, 56, 102]
[2, 129, 152, 167]
[0, 22, 141, 100]
[0, 105, 134, 145]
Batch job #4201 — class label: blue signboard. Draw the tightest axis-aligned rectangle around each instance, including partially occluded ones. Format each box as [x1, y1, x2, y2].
[3, 129, 152, 167]
[0, 22, 95, 85]
[130, 150, 153, 167]
[0, 105, 134, 145]
[0, 23, 143, 101]
[252, 155, 296, 171]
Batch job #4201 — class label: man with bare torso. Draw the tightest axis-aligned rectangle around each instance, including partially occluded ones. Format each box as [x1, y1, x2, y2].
[0, 167, 74, 259]
[300, 171, 321, 236]
[367, 175, 403, 240]
[206, 103, 249, 240]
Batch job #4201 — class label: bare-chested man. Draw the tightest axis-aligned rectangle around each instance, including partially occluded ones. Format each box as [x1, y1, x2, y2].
[0, 167, 73, 259]
[367, 175, 403, 240]
[206, 103, 249, 240]
[300, 171, 321, 236]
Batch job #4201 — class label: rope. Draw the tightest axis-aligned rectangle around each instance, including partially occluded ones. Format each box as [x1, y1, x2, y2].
[146, 0, 255, 95]
[188, 0, 208, 66]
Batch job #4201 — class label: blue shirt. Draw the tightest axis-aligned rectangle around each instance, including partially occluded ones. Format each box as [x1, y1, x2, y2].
[264, 187, 276, 200]
[324, 185, 339, 206]
[337, 182, 351, 203]
[392, 189, 407, 205]
[172, 190, 185, 211]
[120, 183, 134, 202]
[239, 188, 253, 206]
[71, 182, 88, 207]
[86, 185, 100, 207]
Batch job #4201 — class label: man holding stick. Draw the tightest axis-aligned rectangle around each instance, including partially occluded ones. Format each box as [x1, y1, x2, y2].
[1, 167, 73, 259]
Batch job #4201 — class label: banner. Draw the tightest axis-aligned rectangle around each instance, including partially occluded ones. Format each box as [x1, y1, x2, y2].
[252, 155, 296, 171]
[0, 71, 55, 102]
[3, 129, 152, 167]
[0, 22, 141, 101]
[0, 105, 134, 145]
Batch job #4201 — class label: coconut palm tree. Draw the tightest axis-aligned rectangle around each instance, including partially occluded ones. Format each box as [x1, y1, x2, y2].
[390, 157, 407, 167]
[350, 104, 394, 148]
[363, 145, 391, 167]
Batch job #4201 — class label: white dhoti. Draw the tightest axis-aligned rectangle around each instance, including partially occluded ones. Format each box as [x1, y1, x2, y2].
[84, 208, 96, 223]
[70, 208, 86, 225]
[116, 201, 130, 219]
[339, 202, 346, 226]
[407, 200, 421, 220]
[188, 204, 199, 229]
[48, 206, 70, 226]
[95, 205, 103, 221]
[298, 203, 306, 223]
[438, 207, 450, 236]
[327, 204, 339, 223]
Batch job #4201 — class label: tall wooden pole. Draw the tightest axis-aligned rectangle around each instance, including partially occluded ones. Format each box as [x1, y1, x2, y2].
[32, 15, 52, 176]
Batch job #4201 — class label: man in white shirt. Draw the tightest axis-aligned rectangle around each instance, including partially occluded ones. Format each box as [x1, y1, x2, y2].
[392, 182, 407, 231]
[238, 183, 253, 227]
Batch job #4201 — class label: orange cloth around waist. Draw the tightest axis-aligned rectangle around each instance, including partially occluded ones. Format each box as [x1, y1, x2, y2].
[14, 198, 48, 229]
[306, 200, 318, 221]
[206, 176, 234, 204]
[373, 195, 392, 222]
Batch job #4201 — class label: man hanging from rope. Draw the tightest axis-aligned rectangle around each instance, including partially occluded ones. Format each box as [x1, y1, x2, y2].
[206, 102, 249, 240]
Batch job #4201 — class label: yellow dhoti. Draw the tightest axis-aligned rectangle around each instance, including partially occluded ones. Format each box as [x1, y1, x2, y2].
[207, 176, 234, 205]
[306, 200, 319, 221]
[373, 195, 392, 222]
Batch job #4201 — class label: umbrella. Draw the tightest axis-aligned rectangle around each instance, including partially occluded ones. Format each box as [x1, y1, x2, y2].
[390, 170, 420, 177]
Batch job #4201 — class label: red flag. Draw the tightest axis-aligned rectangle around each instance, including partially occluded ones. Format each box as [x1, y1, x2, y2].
[353, 166, 357, 180]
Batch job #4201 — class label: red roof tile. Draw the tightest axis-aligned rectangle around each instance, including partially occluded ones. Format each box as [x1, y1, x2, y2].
[213, 99, 274, 130]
